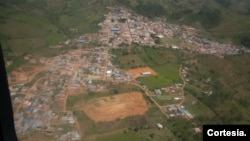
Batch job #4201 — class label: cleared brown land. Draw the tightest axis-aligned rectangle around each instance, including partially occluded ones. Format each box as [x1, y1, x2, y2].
[127, 67, 157, 78]
[9, 66, 44, 85]
[83, 92, 148, 122]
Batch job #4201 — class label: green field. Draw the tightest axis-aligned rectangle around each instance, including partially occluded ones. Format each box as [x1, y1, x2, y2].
[135, 47, 182, 90]
[156, 95, 172, 100]
[111, 46, 182, 90]
[153, 96, 179, 106]
[138, 63, 181, 90]
[184, 94, 215, 118]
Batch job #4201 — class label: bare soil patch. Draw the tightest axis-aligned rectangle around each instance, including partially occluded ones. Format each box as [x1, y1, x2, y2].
[82, 92, 148, 122]
[127, 67, 157, 78]
[9, 66, 44, 85]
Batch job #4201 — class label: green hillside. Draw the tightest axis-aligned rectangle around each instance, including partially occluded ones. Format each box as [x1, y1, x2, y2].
[1, 0, 250, 58]
[0, 0, 115, 72]
[0, 0, 114, 56]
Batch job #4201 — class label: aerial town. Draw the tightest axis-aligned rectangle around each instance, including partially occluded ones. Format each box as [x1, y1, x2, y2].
[8, 7, 250, 141]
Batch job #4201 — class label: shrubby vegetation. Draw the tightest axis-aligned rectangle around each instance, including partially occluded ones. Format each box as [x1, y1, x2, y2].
[197, 8, 222, 28]
[240, 36, 250, 48]
[134, 3, 166, 18]
[215, 0, 231, 8]
[233, 33, 250, 48]
[186, 55, 250, 124]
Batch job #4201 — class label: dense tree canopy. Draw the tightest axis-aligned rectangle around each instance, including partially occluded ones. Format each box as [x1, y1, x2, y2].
[134, 3, 166, 18]
[215, 0, 231, 8]
[198, 8, 222, 28]
[241, 36, 250, 48]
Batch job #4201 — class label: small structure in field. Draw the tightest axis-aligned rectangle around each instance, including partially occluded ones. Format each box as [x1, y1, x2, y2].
[156, 123, 163, 129]
[141, 71, 151, 76]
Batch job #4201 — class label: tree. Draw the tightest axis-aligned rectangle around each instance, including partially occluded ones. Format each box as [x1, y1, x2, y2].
[215, 0, 231, 8]
[134, 3, 167, 18]
[133, 127, 139, 132]
[241, 36, 250, 48]
[198, 8, 222, 28]
[114, 89, 119, 94]
[149, 133, 155, 138]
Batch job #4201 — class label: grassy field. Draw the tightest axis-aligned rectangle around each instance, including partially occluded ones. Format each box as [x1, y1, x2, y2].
[156, 95, 172, 100]
[153, 96, 179, 106]
[138, 63, 181, 90]
[184, 94, 215, 118]
[111, 46, 182, 90]
[135, 47, 182, 90]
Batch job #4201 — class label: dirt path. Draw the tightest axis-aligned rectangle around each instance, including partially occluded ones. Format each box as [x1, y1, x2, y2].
[176, 64, 186, 106]
[125, 9, 132, 53]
